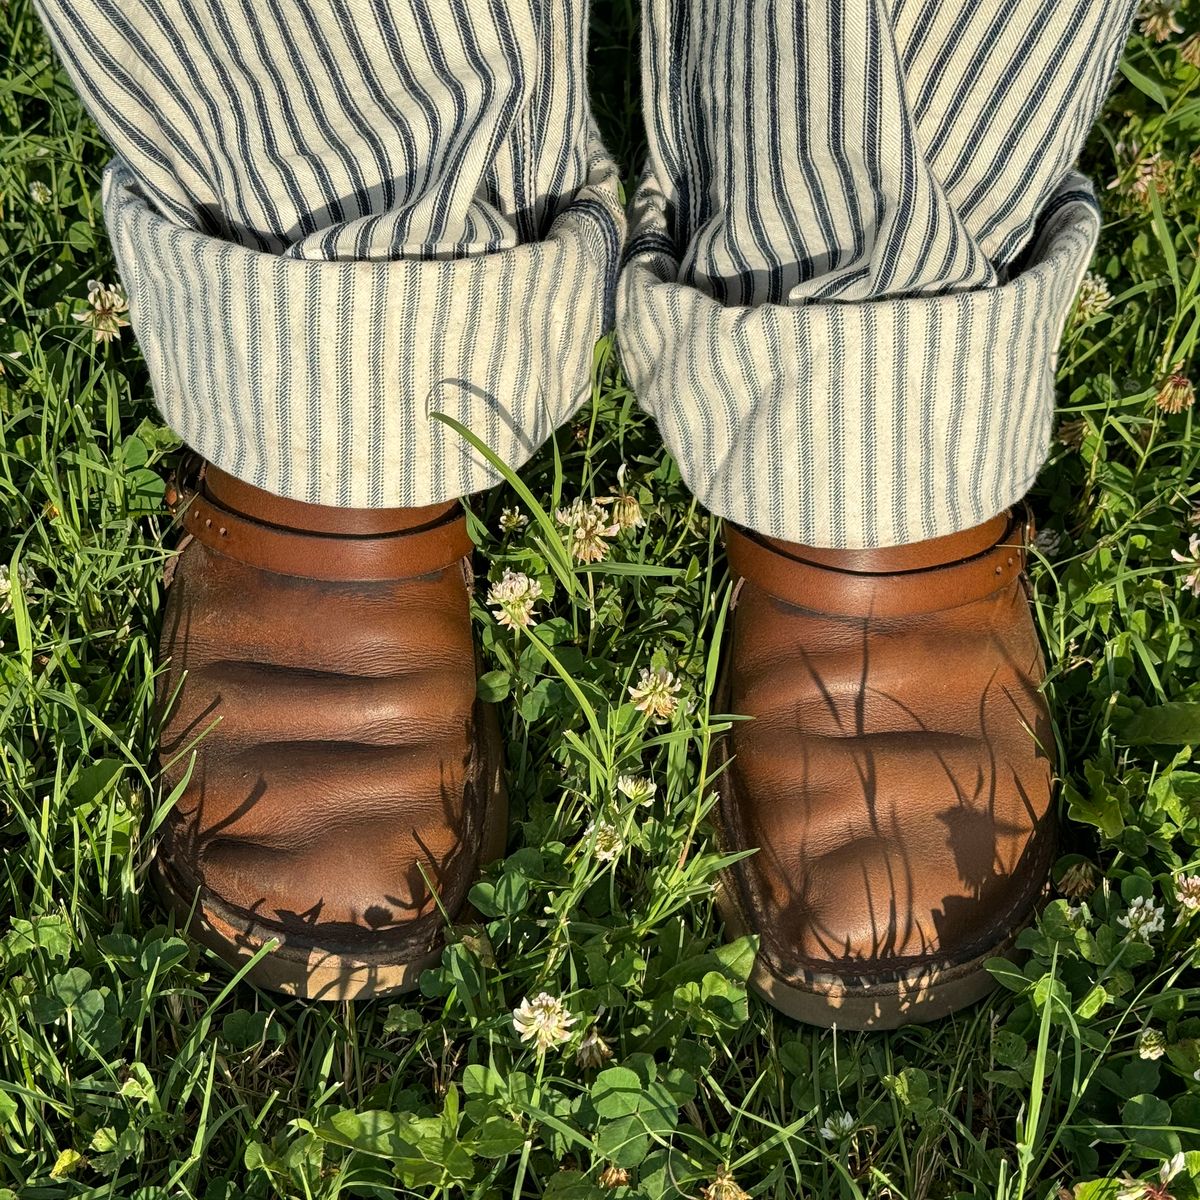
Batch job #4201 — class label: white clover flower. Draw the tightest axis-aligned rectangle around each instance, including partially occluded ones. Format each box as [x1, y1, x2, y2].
[28, 180, 51, 206]
[1110, 148, 1174, 206]
[1058, 860, 1098, 900]
[498, 507, 528, 535]
[700, 1168, 750, 1200]
[555, 498, 620, 564]
[1073, 271, 1113, 323]
[1117, 895, 1166, 942]
[1064, 903, 1091, 930]
[486, 569, 543, 630]
[512, 992, 576, 1052]
[73, 279, 131, 344]
[599, 1165, 631, 1189]
[1139, 0, 1184, 42]
[617, 774, 657, 806]
[599, 464, 645, 532]
[1171, 533, 1200, 597]
[585, 818, 624, 863]
[1175, 873, 1200, 916]
[818, 1111, 856, 1142]
[1132, 152, 1173, 205]
[628, 666, 682, 723]
[1156, 371, 1195, 415]
[1117, 1151, 1186, 1200]
[1136, 1027, 1167, 1061]
[1164, 1154, 1187, 1183]
[576, 1026, 613, 1069]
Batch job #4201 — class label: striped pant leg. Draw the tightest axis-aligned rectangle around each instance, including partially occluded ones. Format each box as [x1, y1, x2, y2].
[33, 0, 624, 508]
[618, 0, 1137, 548]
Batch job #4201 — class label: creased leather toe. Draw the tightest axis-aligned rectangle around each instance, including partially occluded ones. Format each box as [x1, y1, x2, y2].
[717, 510, 1054, 1028]
[154, 466, 505, 999]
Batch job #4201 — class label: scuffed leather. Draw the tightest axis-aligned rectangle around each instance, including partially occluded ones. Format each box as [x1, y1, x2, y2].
[720, 516, 1055, 985]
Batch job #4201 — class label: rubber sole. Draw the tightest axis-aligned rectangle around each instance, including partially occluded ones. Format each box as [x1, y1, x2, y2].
[748, 955, 1000, 1030]
[155, 709, 509, 1001]
[153, 866, 445, 999]
[716, 877, 1026, 1030]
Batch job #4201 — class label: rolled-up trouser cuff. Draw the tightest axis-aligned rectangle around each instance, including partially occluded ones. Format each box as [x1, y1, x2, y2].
[617, 172, 1100, 549]
[104, 156, 625, 509]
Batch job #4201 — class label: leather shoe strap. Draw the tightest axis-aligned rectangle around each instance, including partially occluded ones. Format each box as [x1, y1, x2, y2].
[182, 481, 472, 582]
[725, 509, 1032, 618]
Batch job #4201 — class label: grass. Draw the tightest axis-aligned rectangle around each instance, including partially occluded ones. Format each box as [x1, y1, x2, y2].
[2, 2, 1199, 1196]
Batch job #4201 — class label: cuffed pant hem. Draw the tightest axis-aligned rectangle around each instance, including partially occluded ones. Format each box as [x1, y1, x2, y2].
[616, 172, 1100, 549]
[105, 152, 625, 509]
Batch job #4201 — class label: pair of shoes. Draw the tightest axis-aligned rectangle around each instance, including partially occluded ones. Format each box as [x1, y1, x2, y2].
[154, 466, 1054, 1026]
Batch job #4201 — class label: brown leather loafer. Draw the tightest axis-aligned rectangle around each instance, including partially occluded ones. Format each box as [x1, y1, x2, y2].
[716, 510, 1054, 1029]
[154, 466, 505, 999]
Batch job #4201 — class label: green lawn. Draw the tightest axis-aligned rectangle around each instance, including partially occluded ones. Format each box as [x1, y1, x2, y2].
[2, 2, 1200, 1197]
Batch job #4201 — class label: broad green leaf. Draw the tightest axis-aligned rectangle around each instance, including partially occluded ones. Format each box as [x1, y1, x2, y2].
[49, 1149, 83, 1180]
[383, 1004, 423, 1034]
[991, 1031, 1028, 1069]
[590, 1067, 644, 1120]
[1121, 702, 1200, 746]
[1121, 1093, 1178, 1158]
[987, 958, 1032, 993]
[470, 1116, 526, 1158]
[1, 916, 72, 963]
[1071, 1182, 1120, 1200]
[712, 934, 757, 983]
[543, 1172, 604, 1199]
[1076, 984, 1109, 1019]
[477, 669, 511, 702]
[595, 1113, 650, 1168]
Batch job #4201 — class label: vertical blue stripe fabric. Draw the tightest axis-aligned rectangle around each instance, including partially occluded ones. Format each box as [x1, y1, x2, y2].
[35, 0, 624, 508]
[618, 0, 1137, 546]
[35, 0, 1135, 546]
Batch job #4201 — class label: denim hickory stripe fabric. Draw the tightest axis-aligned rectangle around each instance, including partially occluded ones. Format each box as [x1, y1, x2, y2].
[35, 0, 624, 508]
[619, 0, 1135, 546]
[35, 1, 1134, 545]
